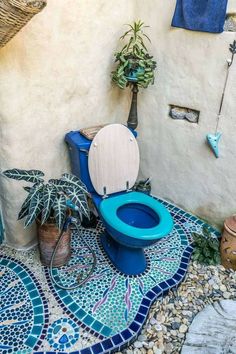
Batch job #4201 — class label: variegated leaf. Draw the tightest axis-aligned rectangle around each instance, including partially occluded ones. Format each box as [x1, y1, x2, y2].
[61, 173, 89, 195]
[18, 184, 42, 220]
[24, 193, 44, 227]
[23, 186, 31, 193]
[18, 205, 30, 220]
[66, 186, 89, 218]
[41, 184, 57, 224]
[3, 169, 44, 183]
[48, 179, 70, 191]
[52, 194, 67, 230]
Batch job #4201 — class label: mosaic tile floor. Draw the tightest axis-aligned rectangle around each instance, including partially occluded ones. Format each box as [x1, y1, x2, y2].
[0, 197, 219, 354]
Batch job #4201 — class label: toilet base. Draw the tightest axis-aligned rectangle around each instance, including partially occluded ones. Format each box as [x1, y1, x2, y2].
[100, 231, 147, 275]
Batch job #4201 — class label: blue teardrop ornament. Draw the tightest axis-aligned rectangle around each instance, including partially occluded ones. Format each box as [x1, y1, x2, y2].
[206, 132, 222, 158]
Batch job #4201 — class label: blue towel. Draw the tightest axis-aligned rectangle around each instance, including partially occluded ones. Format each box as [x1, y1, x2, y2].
[172, 0, 228, 33]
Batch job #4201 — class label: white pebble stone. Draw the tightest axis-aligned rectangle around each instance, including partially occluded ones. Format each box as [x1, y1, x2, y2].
[153, 346, 163, 354]
[179, 324, 188, 333]
[134, 341, 143, 349]
[148, 341, 155, 348]
[138, 334, 147, 341]
[154, 323, 162, 331]
[149, 317, 157, 325]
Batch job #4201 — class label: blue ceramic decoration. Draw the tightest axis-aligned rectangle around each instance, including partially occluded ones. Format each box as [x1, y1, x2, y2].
[206, 132, 222, 158]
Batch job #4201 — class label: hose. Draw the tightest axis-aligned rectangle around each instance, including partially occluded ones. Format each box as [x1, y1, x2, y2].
[49, 216, 97, 290]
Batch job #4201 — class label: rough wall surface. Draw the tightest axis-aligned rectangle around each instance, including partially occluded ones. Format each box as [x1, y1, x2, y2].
[1, 0, 236, 248]
[0, 0, 134, 248]
[136, 0, 236, 229]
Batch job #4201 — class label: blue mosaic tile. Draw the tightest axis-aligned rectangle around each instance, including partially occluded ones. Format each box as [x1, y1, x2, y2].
[0, 256, 48, 353]
[91, 342, 103, 354]
[30, 196, 219, 354]
[47, 318, 79, 351]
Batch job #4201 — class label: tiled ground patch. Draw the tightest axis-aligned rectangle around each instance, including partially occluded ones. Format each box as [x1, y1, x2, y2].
[0, 257, 48, 353]
[0, 197, 220, 353]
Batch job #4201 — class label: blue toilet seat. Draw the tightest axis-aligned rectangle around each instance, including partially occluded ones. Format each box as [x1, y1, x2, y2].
[100, 191, 173, 240]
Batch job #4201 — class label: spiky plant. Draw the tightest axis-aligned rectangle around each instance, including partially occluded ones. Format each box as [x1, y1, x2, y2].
[192, 226, 221, 266]
[112, 20, 157, 89]
[2, 169, 90, 230]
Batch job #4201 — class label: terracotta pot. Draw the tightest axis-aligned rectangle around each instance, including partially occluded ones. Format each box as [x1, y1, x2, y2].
[220, 215, 236, 270]
[37, 218, 71, 268]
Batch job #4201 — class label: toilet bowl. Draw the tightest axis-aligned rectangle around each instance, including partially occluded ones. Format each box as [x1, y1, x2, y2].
[66, 124, 173, 275]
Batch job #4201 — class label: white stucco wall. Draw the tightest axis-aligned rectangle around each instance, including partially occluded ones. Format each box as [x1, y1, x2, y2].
[0, 0, 236, 248]
[136, 0, 236, 229]
[0, 0, 135, 249]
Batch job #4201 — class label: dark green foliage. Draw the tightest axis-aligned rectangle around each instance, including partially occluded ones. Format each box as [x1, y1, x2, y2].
[111, 20, 157, 89]
[2, 168, 89, 230]
[192, 226, 221, 265]
[229, 40, 236, 55]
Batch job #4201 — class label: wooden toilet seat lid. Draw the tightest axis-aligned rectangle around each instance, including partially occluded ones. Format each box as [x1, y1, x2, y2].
[88, 124, 139, 196]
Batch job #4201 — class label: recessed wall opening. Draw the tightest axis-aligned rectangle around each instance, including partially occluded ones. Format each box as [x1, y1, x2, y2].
[169, 105, 200, 123]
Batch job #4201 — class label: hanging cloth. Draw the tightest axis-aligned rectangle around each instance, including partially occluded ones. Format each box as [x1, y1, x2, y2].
[171, 0, 228, 33]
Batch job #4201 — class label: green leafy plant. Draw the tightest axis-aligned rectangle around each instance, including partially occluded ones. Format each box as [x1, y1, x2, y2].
[2, 169, 90, 230]
[111, 20, 157, 89]
[192, 226, 221, 265]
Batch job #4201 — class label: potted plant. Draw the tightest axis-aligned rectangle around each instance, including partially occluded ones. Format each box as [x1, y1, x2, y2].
[111, 20, 157, 89]
[192, 226, 221, 266]
[2, 168, 90, 267]
[111, 20, 157, 130]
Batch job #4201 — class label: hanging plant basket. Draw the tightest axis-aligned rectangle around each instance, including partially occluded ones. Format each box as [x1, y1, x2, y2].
[0, 0, 47, 48]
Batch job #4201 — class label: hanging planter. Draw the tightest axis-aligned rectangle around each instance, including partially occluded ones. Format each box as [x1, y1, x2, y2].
[0, 0, 47, 48]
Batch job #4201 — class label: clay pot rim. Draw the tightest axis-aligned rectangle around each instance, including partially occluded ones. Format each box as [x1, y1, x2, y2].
[224, 222, 236, 237]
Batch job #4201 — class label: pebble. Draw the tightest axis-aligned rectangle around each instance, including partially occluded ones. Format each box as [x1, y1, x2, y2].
[149, 317, 157, 325]
[138, 334, 147, 342]
[153, 346, 162, 354]
[220, 285, 227, 292]
[171, 321, 181, 330]
[154, 323, 162, 332]
[148, 341, 154, 348]
[134, 341, 143, 349]
[223, 292, 231, 299]
[147, 350, 154, 354]
[179, 324, 188, 333]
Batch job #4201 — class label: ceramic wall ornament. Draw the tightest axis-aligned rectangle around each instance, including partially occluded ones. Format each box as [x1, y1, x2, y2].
[206, 132, 222, 158]
[206, 40, 236, 158]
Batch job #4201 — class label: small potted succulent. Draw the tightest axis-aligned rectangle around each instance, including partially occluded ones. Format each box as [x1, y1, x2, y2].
[2, 168, 90, 267]
[192, 226, 221, 266]
[112, 20, 157, 89]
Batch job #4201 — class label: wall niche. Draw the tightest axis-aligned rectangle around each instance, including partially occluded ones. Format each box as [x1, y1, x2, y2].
[169, 105, 200, 123]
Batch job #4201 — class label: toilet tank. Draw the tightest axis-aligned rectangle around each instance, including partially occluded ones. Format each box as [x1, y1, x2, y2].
[65, 131, 95, 193]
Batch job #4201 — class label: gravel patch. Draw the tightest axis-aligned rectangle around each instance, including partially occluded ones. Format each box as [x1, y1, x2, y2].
[118, 261, 236, 354]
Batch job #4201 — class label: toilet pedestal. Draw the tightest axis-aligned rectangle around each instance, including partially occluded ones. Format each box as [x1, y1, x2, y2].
[100, 232, 147, 275]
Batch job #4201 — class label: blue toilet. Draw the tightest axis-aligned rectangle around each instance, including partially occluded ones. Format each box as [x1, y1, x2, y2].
[66, 124, 173, 275]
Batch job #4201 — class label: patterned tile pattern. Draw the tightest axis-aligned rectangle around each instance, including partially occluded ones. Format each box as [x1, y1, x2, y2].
[0, 197, 220, 354]
[47, 318, 79, 350]
[41, 197, 219, 353]
[0, 256, 49, 353]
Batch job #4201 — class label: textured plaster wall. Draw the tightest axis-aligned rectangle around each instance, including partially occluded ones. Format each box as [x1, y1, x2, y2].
[136, 0, 236, 229]
[1, 0, 236, 248]
[0, 0, 134, 249]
